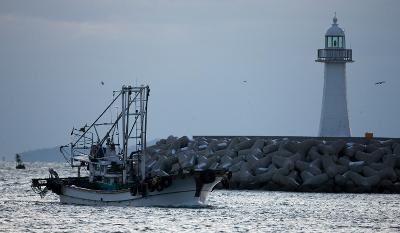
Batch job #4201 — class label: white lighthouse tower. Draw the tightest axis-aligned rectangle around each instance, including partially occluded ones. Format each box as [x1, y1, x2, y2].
[316, 14, 353, 137]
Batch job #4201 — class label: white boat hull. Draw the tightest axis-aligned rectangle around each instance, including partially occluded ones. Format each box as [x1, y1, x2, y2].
[58, 176, 222, 207]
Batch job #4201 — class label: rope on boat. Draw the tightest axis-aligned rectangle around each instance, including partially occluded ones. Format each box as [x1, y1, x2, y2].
[59, 145, 73, 166]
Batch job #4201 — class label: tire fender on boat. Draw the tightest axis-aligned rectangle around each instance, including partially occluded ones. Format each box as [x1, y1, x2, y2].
[130, 185, 138, 196]
[162, 176, 172, 188]
[156, 182, 164, 192]
[140, 183, 147, 197]
[148, 182, 156, 192]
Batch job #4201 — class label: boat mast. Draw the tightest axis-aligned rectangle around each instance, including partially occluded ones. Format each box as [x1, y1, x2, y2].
[139, 88, 145, 182]
[62, 85, 149, 184]
[120, 85, 150, 183]
[121, 86, 127, 184]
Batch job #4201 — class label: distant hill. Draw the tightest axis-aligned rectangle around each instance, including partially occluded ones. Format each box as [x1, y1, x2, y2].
[19, 138, 161, 162]
[20, 146, 66, 162]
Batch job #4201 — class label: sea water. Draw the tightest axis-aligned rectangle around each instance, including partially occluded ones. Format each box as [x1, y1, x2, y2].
[1, 162, 399, 233]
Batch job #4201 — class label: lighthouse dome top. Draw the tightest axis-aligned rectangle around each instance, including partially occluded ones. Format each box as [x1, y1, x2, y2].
[325, 15, 345, 36]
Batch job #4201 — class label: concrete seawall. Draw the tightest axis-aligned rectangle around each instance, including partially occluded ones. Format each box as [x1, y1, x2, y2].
[145, 135, 400, 193]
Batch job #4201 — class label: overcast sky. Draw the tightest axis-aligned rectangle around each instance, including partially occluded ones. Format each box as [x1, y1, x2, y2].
[0, 0, 399, 159]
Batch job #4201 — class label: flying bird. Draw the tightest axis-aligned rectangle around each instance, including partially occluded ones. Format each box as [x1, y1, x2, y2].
[375, 81, 385, 85]
[243, 81, 247, 84]
[101, 81, 104, 85]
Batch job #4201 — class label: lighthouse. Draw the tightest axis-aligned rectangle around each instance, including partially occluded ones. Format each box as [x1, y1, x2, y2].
[316, 14, 353, 137]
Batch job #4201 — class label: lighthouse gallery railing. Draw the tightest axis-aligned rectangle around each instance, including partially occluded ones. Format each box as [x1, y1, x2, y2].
[316, 49, 353, 62]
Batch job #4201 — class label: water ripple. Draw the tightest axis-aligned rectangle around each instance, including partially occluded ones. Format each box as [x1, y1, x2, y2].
[0, 162, 399, 232]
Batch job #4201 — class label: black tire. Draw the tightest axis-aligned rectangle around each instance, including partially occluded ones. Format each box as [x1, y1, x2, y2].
[140, 183, 147, 197]
[148, 182, 156, 192]
[162, 176, 172, 188]
[156, 182, 164, 192]
[130, 185, 137, 196]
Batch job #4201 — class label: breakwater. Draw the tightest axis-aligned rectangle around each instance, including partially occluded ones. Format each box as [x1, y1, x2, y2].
[145, 136, 400, 193]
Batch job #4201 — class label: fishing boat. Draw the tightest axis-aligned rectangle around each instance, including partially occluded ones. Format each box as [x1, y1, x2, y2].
[16, 154, 25, 169]
[31, 85, 229, 206]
